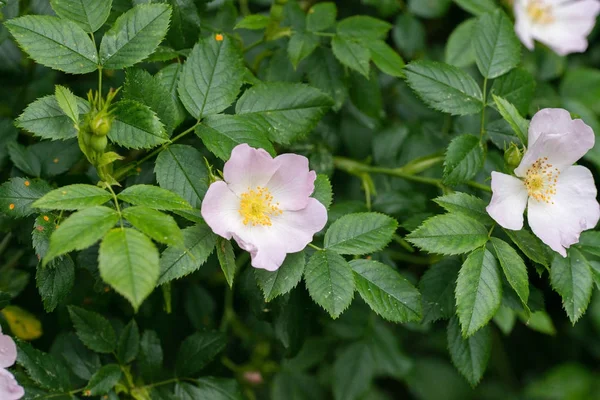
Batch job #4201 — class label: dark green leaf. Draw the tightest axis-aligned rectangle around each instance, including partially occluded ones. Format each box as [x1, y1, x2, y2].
[177, 378, 243, 400]
[419, 259, 461, 323]
[176, 331, 227, 377]
[117, 320, 140, 364]
[110, 100, 168, 149]
[255, 251, 305, 302]
[85, 364, 121, 395]
[50, 0, 112, 32]
[447, 317, 491, 386]
[368, 40, 405, 77]
[17, 341, 71, 391]
[307, 2, 336, 32]
[36, 256, 75, 312]
[216, 238, 237, 289]
[336, 15, 391, 39]
[312, 174, 333, 210]
[550, 249, 593, 324]
[453, 0, 497, 15]
[288, 32, 319, 68]
[333, 341, 375, 400]
[489, 68, 536, 115]
[324, 212, 397, 255]
[442, 134, 485, 186]
[505, 228, 552, 267]
[433, 192, 492, 225]
[331, 36, 370, 77]
[490, 238, 529, 308]
[445, 19, 476, 68]
[0, 178, 51, 217]
[68, 305, 116, 353]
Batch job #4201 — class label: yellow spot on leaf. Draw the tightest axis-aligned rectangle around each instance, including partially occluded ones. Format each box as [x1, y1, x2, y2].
[9, 204, 14, 210]
[136, 167, 142, 173]
[1, 305, 42, 341]
[53, 158, 59, 164]
[215, 33, 224, 41]
[43, 215, 50, 222]
[62, 191, 67, 195]
[24, 180, 30, 187]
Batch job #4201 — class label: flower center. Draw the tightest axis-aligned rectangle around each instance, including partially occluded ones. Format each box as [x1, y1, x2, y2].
[524, 157, 559, 203]
[238, 186, 282, 226]
[526, 0, 554, 24]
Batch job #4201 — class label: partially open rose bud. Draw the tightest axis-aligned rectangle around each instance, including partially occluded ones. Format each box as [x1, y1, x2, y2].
[504, 142, 523, 169]
[91, 113, 111, 136]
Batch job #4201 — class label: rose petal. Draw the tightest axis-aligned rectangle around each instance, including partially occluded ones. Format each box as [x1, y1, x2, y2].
[486, 172, 529, 230]
[223, 144, 279, 195]
[266, 153, 316, 211]
[527, 108, 574, 149]
[0, 369, 24, 400]
[201, 181, 241, 240]
[514, 0, 535, 50]
[0, 335, 17, 369]
[527, 165, 600, 256]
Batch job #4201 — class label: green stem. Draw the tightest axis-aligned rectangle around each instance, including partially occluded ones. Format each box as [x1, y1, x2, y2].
[106, 184, 123, 227]
[239, 0, 250, 16]
[480, 77, 488, 141]
[308, 243, 323, 251]
[243, 38, 264, 53]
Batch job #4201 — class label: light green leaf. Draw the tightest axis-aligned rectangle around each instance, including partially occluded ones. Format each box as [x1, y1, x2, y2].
[331, 36, 370, 77]
[445, 19, 476, 68]
[519, 310, 556, 336]
[0, 178, 51, 217]
[235, 82, 333, 144]
[304, 250, 355, 319]
[195, 114, 275, 160]
[505, 228, 553, 267]
[16, 95, 89, 141]
[490, 238, 529, 308]
[350, 259, 421, 323]
[117, 184, 192, 211]
[44, 206, 119, 264]
[324, 212, 397, 255]
[175, 331, 227, 377]
[36, 256, 75, 313]
[489, 68, 536, 115]
[216, 238, 237, 289]
[110, 100, 168, 149]
[123, 206, 184, 247]
[442, 134, 485, 186]
[54, 85, 79, 125]
[158, 223, 217, 285]
[178, 35, 244, 119]
[576, 231, 600, 257]
[5, 15, 98, 74]
[433, 192, 492, 225]
[154, 145, 209, 208]
[368, 40, 405, 77]
[407, 213, 489, 255]
[492, 95, 529, 145]
[85, 364, 121, 396]
[550, 248, 593, 324]
[312, 174, 333, 210]
[99, 228, 159, 310]
[68, 305, 116, 353]
[33, 184, 110, 210]
[307, 2, 337, 32]
[336, 15, 391, 39]
[472, 9, 520, 79]
[234, 14, 270, 30]
[50, 0, 112, 32]
[447, 317, 491, 386]
[288, 32, 319, 69]
[255, 252, 305, 302]
[453, 0, 497, 15]
[419, 259, 461, 323]
[409, 0, 452, 18]
[100, 4, 172, 69]
[404, 60, 483, 115]
[456, 248, 502, 337]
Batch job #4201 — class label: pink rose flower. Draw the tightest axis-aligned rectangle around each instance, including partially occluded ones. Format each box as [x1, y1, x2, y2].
[0, 326, 22, 400]
[514, 0, 600, 56]
[0, 327, 16, 369]
[201, 144, 328, 271]
[487, 108, 600, 256]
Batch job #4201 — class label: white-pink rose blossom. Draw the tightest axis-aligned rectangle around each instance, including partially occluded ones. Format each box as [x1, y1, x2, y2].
[487, 108, 600, 256]
[201, 144, 327, 271]
[514, 0, 600, 56]
[0, 326, 23, 400]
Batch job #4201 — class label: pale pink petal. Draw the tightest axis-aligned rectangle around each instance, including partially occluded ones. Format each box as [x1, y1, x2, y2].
[0, 369, 24, 400]
[0, 335, 17, 368]
[527, 108, 573, 148]
[532, 23, 589, 55]
[200, 181, 242, 240]
[554, 0, 600, 37]
[527, 165, 600, 256]
[514, 0, 536, 50]
[223, 144, 279, 195]
[486, 172, 529, 230]
[266, 153, 316, 211]
[515, 113, 594, 177]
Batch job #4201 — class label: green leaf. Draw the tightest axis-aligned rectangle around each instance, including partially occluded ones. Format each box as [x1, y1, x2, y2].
[52, 332, 100, 381]
[304, 250, 355, 319]
[472, 9, 520, 79]
[419, 259, 461, 323]
[50, 0, 112, 32]
[154, 144, 209, 208]
[404, 60, 483, 116]
[324, 212, 397, 255]
[99, 228, 159, 310]
[368, 40, 405, 77]
[117, 320, 140, 364]
[17, 341, 71, 391]
[234, 14, 270, 30]
[576, 231, 600, 257]
[255, 252, 305, 302]
[288, 32, 319, 68]
[216, 238, 237, 289]
[32, 214, 57, 259]
[68, 305, 116, 353]
[85, 364, 121, 395]
[312, 174, 333, 210]
[196, 114, 275, 160]
[307, 2, 336, 32]
[489, 68, 535, 115]
[5, 15, 98, 74]
[336, 15, 391, 39]
[447, 317, 491, 386]
[492, 95, 529, 145]
[158, 223, 217, 285]
[505, 228, 552, 267]
[123, 206, 184, 247]
[54, 85, 79, 125]
[433, 192, 492, 225]
[445, 19, 476, 68]
[331, 36, 370, 77]
[490, 238, 529, 308]
[33, 184, 110, 211]
[409, 0, 452, 18]
[178, 35, 244, 119]
[333, 341, 375, 400]
[235, 82, 334, 144]
[117, 184, 192, 211]
[44, 206, 118, 264]
[442, 134, 485, 186]
[7, 142, 40, 177]
[110, 100, 168, 149]
[36, 256, 75, 312]
[306, 47, 348, 111]
[177, 378, 243, 400]
[139, 330, 163, 381]
[456, 248, 502, 337]
[16, 95, 89, 141]
[100, 4, 172, 69]
[175, 331, 227, 376]
[407, 213, 489, 255]
[453, 0, 497, 15]
[550, 248, 593, 324]
[0, 178, 51, 217]
[350, 259, 421, 323]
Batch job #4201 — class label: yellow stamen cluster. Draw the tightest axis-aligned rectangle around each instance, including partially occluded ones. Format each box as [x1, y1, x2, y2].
[239, 186, 282, 226]
[526, 0, 554, 24]
[524, 157, 559, 204]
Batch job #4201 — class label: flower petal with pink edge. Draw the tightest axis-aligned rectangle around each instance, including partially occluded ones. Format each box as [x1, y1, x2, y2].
[0, 335, 17, 369]
[486, 172, 528, 230]
[266, 153, 316, 211]
[201, 181, 241, 240]
[223, 144, 279, 195]
[0, 369, 24, 400]
[527, 165, 600, 256]
[526, 108, 574, 147]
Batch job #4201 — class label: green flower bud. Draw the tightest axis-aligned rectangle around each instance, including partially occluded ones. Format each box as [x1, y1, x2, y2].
[91, 114, 111, 136]
[504, 142, 523, 168]
[90, 134, 108, 153]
